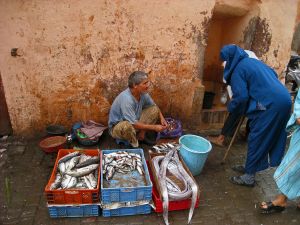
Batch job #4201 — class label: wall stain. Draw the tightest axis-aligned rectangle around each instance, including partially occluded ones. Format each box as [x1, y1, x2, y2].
[243, 17, 272, 57]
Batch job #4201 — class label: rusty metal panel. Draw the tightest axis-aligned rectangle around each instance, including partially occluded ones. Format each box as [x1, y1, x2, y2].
[0, 73, 12, 135]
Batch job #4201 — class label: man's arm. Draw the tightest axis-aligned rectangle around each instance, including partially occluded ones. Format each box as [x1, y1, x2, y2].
[133, 121, 167, 133]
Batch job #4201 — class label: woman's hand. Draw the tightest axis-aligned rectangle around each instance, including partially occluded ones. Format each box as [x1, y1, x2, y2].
[296, 118, 300, 125]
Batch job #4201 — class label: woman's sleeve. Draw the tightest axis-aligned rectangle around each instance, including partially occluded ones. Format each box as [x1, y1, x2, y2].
[293, 91, 300, 118]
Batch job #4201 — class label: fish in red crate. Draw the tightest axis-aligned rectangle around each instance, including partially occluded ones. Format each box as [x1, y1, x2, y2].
[151, 147, 199, 225]
[49, 151, 99, 190]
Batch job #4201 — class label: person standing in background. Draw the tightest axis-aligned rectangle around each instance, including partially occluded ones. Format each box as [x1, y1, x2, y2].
[220, 45, 292, 187]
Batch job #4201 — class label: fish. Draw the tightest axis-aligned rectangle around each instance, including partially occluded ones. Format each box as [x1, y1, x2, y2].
[50, 173, 62, 190]
[78, 154, 91, 164]
[75, 181, 87, 189]
[83, 176, 93, 189]
[75, 156, 100, 168]
[106, 166, 115, 180]
[58, 151, 80, 164]
[87, 173, 97, 188]
[61, 174, 72, 189]
[65, 164, 99, 177]
[137, 165, 144, 175]
[94, 167, 98, 180]
[58, 162, 66, 174]
[66, 155, 80, 171]
[66, 176, 77, 189]
[151, 146, 198, 225]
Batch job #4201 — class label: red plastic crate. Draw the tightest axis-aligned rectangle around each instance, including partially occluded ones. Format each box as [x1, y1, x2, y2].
[44, 149, 101, 204]
[146, 161, 200, 213]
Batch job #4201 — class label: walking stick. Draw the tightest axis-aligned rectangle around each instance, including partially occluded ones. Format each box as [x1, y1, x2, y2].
[221, 116, 245, 164]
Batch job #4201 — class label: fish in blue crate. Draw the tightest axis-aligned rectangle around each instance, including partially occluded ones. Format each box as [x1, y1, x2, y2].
[49, 151, 100, 190]
[102, 151, 144, 181]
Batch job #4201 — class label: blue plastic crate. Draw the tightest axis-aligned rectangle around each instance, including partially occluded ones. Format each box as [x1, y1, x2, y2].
[48, 204, 100, 218]
[102, 204, 151, 217]
[101, 149, 152, 204]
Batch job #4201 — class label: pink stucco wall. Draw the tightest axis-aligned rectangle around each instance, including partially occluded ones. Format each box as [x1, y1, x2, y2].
[0, 0, 298, 135]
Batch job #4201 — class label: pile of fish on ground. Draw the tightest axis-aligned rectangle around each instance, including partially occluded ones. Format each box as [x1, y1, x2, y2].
[150, 142, 179, 153]
[151, 146, 198, 225]
[50, 151, 99, 190]
[102, 151, 144, 181]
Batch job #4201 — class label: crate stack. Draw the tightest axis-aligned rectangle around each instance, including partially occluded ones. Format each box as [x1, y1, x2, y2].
[44, 149, 101, 218]
[44, 147, 200, 220]
[100, 149, 152, 217]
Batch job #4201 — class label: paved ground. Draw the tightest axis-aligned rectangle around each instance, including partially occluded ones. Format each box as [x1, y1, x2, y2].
[0, 131, 299, 225]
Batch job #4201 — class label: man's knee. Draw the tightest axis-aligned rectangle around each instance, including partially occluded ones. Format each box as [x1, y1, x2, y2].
[111, 121, 135, 137]
[141, 105, 160, 121]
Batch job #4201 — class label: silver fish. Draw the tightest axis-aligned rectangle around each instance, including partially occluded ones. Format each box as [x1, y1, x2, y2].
[66, 155, 80, 171]
[66, 176, 77, 189]
[79, 154, 91, 164]
[58, 162, 66, 174]
[152, 147, 198, 225]
[50, 173, 62, 190]
[106, 166, 115, 180]
[87, 173, 97, 188]
[137, 165, 144, 175]
[75, 156, 100, 168]
[66, 164, 99, 177]
[75, 181, 87, 188]
[58, 151, 80, 164]
[61, 174, 72, 189]
[83, 176, 93, 189]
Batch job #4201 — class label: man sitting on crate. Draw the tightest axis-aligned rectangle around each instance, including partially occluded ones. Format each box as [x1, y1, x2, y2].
[108, 71, 168, 147]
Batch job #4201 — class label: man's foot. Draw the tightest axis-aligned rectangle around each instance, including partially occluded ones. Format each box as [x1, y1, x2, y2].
[231, 165, 245, 173]
[229, 175, 255, 187]
[260, 201, 286, 214]
[207, 136, 225, 147]
[139, 131, 157, 146]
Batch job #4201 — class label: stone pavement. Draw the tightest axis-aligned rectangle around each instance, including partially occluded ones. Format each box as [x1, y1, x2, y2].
[0, 131, 299, 225]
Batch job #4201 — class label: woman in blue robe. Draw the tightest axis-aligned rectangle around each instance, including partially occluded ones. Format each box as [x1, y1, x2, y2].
[260, 91, 300, 213]
[220, 45, 292, 186]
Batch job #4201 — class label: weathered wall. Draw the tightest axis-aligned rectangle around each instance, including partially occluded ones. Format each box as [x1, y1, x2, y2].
[0, 0, 214, 135]
[251, 0, 298, 72]
[0, 0, 299, 136]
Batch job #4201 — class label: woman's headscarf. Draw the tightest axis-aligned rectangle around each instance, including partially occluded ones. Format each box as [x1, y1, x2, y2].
[220, 45, 249, 83]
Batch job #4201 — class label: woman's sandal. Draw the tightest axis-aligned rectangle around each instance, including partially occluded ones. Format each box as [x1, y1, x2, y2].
[260, 201, 286, 214]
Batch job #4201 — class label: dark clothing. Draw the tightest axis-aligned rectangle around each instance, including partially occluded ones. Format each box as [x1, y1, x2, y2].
[221, 112, 243, 137]
[220, 45, 292, 174]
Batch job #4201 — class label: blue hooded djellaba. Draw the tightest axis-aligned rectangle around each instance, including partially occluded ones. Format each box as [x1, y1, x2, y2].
[220, 45, 292, 174]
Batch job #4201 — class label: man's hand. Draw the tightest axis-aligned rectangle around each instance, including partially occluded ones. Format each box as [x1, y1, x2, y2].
[296, 118, 300, 125]
[159, 112, 168, 127]
[153, 124, 167, 133]
[160, 117, 168, 127]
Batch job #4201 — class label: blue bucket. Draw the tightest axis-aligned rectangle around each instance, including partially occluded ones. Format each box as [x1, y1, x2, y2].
[179, 134, 212, 176]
